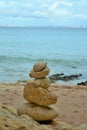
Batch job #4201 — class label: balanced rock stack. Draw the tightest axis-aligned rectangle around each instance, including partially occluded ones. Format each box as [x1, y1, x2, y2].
[17, 62, 59, 121]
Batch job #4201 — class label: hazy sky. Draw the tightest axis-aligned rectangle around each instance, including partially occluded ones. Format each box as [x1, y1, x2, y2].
[0, 0, 87, 26]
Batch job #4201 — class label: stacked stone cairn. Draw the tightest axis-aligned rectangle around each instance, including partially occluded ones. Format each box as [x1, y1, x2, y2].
[17, 62, 59, 121]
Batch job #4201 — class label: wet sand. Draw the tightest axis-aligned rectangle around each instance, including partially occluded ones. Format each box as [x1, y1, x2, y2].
[0, 83, 87, 127]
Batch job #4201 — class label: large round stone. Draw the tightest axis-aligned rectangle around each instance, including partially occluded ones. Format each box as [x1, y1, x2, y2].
[34, 77, 51, 89]
[23, 82, 58, 106]
[17, 103, 59, 121]
[29, 67, 50, 79]
[33, 62, 47, 72]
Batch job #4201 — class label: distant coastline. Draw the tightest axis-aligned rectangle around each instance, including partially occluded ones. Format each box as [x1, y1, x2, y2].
[0, 25, 87, 29]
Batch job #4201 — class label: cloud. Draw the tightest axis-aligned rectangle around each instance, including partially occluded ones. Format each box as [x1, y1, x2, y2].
[74, 14, 87, 19]
[8, 1, 33, 9]
[47, 1, 72, 17]
[24, 3, 33, 8]
[60, 1, 72, 7]
[0, 0, 87, 26]
[48, 2, 58, 12]
[33, 11, 48, 18]
[48, 1, 72, 11]
[0, 0, 73, 17]
[0, 1, 8, 7]
[0, 1, 34, 18]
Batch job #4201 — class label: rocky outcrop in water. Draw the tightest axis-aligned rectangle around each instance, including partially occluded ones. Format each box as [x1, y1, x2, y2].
[49, 73, 82, 82]
[77, 81, 87, 86]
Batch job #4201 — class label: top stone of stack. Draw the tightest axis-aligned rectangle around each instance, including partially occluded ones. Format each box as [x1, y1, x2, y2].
[33, 62, 47, 72]
[29, 62, 50, 79]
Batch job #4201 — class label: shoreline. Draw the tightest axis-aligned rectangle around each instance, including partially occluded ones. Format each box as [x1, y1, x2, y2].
[0, 82, 87, 127]
[0, 70, 86, 85]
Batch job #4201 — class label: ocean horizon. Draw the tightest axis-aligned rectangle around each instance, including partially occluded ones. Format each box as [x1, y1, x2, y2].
[0, 27, 87, 84]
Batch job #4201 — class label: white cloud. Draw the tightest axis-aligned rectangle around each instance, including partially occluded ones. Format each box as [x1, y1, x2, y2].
[8, 1, 33, 9]
[24, 3, 33, 8]
[0, 1, 34, 18]
[74, 13, 87, 19]
[48, 1, 72, 17]
[60, 1, 72, 7]
[49, 2, 58, 12]
[34, 11, 48, 17]
[0, 0, 87, 26]
[48, 1, 72, 12]
[0, 1, 8, 7]
[0, 1, 33, 10]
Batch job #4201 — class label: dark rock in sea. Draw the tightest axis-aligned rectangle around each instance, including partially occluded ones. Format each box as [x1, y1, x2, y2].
[49, 73, 64, 82]
[49, 73, 82, 82]
[72, 66, 77, 69]
[77, 81, 87, 85]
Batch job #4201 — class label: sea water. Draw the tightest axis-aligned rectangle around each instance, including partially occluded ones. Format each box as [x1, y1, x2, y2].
[0, 27, 87, 84]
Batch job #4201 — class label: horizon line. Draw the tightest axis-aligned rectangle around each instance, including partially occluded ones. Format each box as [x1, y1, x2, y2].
[0, 25, 87, 29]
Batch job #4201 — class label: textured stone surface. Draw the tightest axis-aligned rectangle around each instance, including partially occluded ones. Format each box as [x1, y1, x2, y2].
[33, 62, 47, 72]
[0, 104, 38, 130]
[0, 126, 4, 130]
[55, 122, 73, 130]
[0, 104, 53, 130]
[71, 124, 87, 130]
[34, 77, 51, 89]
[29, 67, 50, 78]
[0, 104, 87, 130]
[23, 82, 57, 106]
[79, 124, 87, 130]
[14, 126, 28, 130]
[17, 103, 59, 121]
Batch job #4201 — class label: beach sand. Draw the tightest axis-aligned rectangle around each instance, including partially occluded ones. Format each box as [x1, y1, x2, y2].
[0, 83, 87, 127]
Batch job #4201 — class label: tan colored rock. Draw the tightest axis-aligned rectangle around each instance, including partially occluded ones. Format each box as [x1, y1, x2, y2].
[79, 124, 87, 130]
[56, 122, 74, 130]
[0, 104, 38, 130]
[33, 62, 47, 72]
[1, 104, 87, 130]
[0, 104, 53, 130]
[17, 103, 59, 121]
[29, 67, 50, 79]
[71, 124, 87, 130]
[14, 126, 28, 130]
[0, 126, 4, 130]
[34, 77, 51, 89]
[23, 82, 57, 106]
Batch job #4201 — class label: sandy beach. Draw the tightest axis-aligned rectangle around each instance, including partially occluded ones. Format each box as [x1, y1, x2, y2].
[0, 82, 87, 127]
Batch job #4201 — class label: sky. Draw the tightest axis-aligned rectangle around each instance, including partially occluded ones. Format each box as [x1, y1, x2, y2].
[0, 0, 87, 27]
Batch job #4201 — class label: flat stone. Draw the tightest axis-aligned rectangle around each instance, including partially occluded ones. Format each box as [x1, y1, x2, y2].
[17, 103, 59, 121]
[23, 82, 58, 106]
[29, 67, 50, 79]
[33, 62, 47, 72]
[33, 77, 51, 89]
[0, 104, 54, 130]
